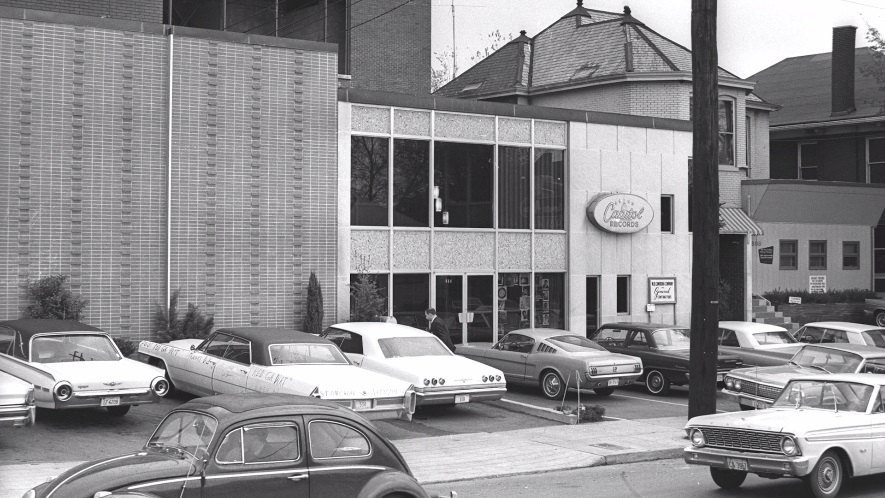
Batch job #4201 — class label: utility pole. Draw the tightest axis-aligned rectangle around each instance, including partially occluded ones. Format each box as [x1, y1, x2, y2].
[688, 0, 720, 419]
[451, 0, 458, 78]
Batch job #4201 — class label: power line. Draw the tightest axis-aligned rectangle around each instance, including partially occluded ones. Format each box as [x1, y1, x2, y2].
[350, 0, 415, 31]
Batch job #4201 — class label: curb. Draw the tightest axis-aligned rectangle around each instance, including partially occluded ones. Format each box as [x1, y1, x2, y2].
[495, 398, 578, 424]
[602, 447, 684, 465]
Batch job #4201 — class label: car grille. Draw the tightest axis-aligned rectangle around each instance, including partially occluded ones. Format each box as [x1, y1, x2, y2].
[733, 379, 781, 401]
[701, 428, 783, 454]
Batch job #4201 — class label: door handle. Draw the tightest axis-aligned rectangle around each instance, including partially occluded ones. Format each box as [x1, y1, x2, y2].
[239, 369, 248, 374]
[287, 473, 308, 482]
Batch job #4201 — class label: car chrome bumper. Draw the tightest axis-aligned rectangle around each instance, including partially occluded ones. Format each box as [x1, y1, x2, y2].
[0, 403, 36, 427]
[48, 389, 158, 409]
[684, 446, 810, 477]
[415, 386, 507, 405]
[582, 373, 641, 389]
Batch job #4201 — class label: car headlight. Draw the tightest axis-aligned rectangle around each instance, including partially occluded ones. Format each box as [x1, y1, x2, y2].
[54, 381, 73, 402]
[689, 428, 706, 448]
[781, 436, 800, 456]
[725, 378, 734, 389]
[151, 377, 170, 397]
[734, 380, 742, 391]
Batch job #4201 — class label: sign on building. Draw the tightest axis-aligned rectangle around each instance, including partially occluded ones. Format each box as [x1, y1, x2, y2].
[758, 246, 773, 264]
[586, 193, 654, 234]
[809, 275, 827, 294]
[648, 277, 676, 304]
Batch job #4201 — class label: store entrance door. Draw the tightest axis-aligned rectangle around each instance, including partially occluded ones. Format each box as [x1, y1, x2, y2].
[434, 274, 494, 345]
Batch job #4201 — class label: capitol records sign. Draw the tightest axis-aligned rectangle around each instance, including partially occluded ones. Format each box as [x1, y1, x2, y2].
[586, 193, 654, 234]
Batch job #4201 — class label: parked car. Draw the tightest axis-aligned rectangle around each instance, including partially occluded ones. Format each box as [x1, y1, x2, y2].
[0, 319, 169, 416]
[864, 297, 885, 327]
[717, 321, 803, 367]
[685, 373, 885, 498]
[455, 328, 642, 399]
[722, 342, 885, 410]
[590, 322, 743, 395]
[320, 322, 507, 406]
[22, 393, 431, 498]
[139, 327, 416, 420]
[0, 369, 35, 428]
[792, 321, 885, 348]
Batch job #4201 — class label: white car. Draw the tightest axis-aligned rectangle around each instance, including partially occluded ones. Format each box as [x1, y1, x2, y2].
[0, 319, 169, 417]
[0, 370, 35, 427]
[139, 327, 417, 420]
[793, 321, 885, 348]
[717, 321, 804, 367]
[321, 322, 507, 406]
[686, 373, 885, 498]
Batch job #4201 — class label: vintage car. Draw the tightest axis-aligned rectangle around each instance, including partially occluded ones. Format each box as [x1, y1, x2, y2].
[685, 373, 885, 498]
[139, 327, 416, 420]
[864, 297, 885, 327]
[320, 322, 507, 406]
[722, 342, 885, 410]
[455, 328, 642, 399]
[793, 321, 885, 348]
[22, 393, 431, 498]
[590, 322, 743, 395]
[0, 369, 35, 427]
[0, 319, 169, 416]
[717, 321, 803, 367]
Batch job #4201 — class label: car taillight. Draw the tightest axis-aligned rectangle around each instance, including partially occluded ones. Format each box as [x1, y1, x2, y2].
[151, 377, 170, 397]
[54, 381, 73, 402]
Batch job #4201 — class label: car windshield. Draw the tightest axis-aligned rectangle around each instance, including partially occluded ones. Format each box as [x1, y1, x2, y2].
[378, 337, 452, 358]
[31, 334, 121, 363]
[652, 328, 692, 350]
[269, 344, 349, 365]
[791, 346, 862, 374]
[753, 331, 797, 345]
[547, 335, 607, 352]
[147, 410, 218, 459]
[773, 379, 873, 412]
[861, 329, 885, 348]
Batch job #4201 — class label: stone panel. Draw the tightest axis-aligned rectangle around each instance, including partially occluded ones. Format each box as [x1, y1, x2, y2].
[498, 117, 532, 144]
[434, 112, 495, 141]
[394, 108, 431, 137]
[498, 232, 532, 270]
[433, 232, 495, 270]
[352, 105, 390, 134]
[351, 230, 389, 271]
[534, 120, 567, 147]
[534, 233, 567, 270]
[393, 230, 430, 270]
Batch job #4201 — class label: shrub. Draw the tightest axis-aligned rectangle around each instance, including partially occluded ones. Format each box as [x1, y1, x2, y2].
[350, 273, 386, 322]
[22, 274, 88, 320]
[152, 290, 214, 342]
[113, 337, 138, 357]
[557, 404, 606, 423]
[304, 271, 324, 334]
[762, 288, 876, 307]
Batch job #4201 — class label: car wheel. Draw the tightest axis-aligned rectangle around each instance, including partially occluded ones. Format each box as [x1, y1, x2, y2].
[540, 370, 565, 399]
[710, 467, 746, 489]
[805, 450, 843, 498]
[645, 370, 670, 395]
[593, 387, 615, 396]
[877, 311, 885, 328]
[107, 405, 131, 417]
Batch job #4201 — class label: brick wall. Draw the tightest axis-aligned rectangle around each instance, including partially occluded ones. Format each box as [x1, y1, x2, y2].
[0, 0, 162, 23]
[350, 0, 430, 95]
[628, 81, 690, 120]
[0, 12, 338, 339]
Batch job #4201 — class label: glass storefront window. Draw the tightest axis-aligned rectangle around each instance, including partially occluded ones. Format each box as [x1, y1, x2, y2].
[392, 274, 429, 329]
[497, 273, 532, 337]
[351, 136, 389, 226]
[349, 273, 388, 320]
[535, 273, 564, 329]
[535, 149, 564, 230]
[498, 146, 530, 229]
[393, 139, 429, 227]
[434, 142, 494, 228]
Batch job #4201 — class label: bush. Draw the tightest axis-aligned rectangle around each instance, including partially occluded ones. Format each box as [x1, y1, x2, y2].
[557, 404, 606, 423]
[762, 288, 876, 307]
[22, 274, 88, 320]
[304, 271, 324, 334]
[152, 290, 214, 342]
[113, 337, 138, 357]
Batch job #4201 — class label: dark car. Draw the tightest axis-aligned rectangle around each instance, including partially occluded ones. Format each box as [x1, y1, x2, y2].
[23, 393, 429, 498]
[590, 323, 743, 395]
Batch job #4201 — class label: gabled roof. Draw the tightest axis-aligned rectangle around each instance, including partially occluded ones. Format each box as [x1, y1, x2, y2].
[436, 5, 747, 100]
[750, 47, 885, 127]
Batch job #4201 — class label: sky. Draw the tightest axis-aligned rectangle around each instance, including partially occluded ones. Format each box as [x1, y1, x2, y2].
[430, 0, 885, 80]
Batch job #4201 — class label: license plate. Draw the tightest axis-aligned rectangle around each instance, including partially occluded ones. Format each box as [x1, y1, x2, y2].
[753, 400, 768, 409]
[726, 458, 749, 471]
[101, 397, 121, 407]
[716, 374, 724, 382]
[352, 399, 372, 410]
[455, 394, 470, 404]
[607, 379, 619, 386]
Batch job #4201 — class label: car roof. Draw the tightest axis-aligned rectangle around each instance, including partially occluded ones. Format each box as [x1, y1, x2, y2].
[0, 319, 107, 359]
[598, 322, 689, 331]
[504, 328, 584, 340]
[214, 327, 335, 366]
[802, 342, 885, 357]
[328, 322, 430, 337]
[801, 322, 885, 333]
[719, 321, 788, 333]
[176, 393, 364, 425]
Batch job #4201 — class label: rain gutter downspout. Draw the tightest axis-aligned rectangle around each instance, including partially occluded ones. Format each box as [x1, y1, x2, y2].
[167, 28, 174, 309]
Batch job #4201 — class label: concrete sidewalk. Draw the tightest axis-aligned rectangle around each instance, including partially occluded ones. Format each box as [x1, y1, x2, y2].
[0, 415, 686, 497]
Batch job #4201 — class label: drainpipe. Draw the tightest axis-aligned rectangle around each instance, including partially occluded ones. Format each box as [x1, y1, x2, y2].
[167, 29, 174, 309]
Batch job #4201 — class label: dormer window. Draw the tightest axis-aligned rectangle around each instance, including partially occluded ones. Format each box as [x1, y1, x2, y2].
[460, 82, 483, 93]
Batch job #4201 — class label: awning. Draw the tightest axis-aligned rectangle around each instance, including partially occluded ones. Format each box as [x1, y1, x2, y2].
[719, 207, 763, 236]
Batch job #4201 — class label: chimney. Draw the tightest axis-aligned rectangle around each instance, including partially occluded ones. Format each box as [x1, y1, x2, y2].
[831, 25, 857, 116]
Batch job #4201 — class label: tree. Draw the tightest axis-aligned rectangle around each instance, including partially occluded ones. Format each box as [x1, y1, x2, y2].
[304, 271, 324, 334]
[350, 274, 386, 322]
[431, 30, 514, 92]
[152, 289, 214, 342]
[22, 274, 88, 320]
[862, 27, 885, 109]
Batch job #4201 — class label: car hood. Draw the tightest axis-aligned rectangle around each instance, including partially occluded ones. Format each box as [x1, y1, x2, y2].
[39, 360, 164, 390]
[687, 407, 871, 436]
[381, 355, 503, 384]
[266, 365, 412, 399]
[726, 364, 821, 387]
[41, 450, 198, 497]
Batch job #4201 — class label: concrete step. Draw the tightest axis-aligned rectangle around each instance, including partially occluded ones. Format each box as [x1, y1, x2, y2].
[753, 311, 783, 319]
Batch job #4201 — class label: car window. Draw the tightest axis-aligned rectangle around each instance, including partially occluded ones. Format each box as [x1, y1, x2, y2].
[650, 328, 692, 350]
[269, 343, 349, 365]
[627, 331, 649, 348]
[793, 346, 862, 373]
[502, 334, 534, 354]
[594, 328, 627, 347]
[0, 328, 14, 356]
[717, 329, 739, 347]
[861, 359, 885, 374]
[222, 336, 251, 364]
[378, 337, 450, 358]
[309, 420, 371, 459]
[217, 423, 301, 465]
[822, 328, 848, 344]
[547, 335, 607, 352]
[862, 329, 885, 348]
[796, 326, 825, 344]
[203, 333, 235, 357]
[321, 328, 364, 355]
[753, 331, 796, 345]
[31, 334, 121, 363]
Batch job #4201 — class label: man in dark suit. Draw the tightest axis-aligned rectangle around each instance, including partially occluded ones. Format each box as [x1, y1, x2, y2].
[425, 308, 456, 352]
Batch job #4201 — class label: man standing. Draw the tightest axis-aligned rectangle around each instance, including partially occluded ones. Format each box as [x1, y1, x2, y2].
[425, 308, 456, 352]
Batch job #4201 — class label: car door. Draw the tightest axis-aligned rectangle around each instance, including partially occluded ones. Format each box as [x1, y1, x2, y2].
[305, 416, 384, 497]
[869, 386, 885, 472]
[624, 329, 655, 367]
[478, 333, 532, 382]
[202, 419, 309, 497]
[173, 333, 225, 396]
[212, 335, 252, 394]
